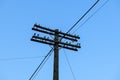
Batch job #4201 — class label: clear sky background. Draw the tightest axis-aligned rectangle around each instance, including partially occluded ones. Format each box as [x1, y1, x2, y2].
[0, 0, 120, 80]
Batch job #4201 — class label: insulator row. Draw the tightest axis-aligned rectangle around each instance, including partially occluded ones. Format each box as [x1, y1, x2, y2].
[32, 34, 81, 49]
[33, 23, 80, 39]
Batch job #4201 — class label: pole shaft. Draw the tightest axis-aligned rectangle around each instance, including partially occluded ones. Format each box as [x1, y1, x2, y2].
[53, 29, 59, 80]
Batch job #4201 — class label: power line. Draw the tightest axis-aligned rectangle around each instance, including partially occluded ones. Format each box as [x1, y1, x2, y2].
[67, 0, 100, 33]
[29, 48, 53, 80]
[0, 56, 45, 61]
[61, 1, 110, 80]
[60, 1, 110, 80]
[63, 49, 77, 80]
[73, 0, 109, 33]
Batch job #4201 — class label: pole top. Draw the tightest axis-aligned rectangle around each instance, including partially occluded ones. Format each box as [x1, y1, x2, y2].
[55, 29, 59, 31]
[55, 29, 59, 34]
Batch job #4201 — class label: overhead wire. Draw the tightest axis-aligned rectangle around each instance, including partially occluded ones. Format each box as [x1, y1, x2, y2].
[64, 1, 109, 80]
[29, 48, 53, 80]
[72, 0, 109, 34]
[67, 0, 100, 33]
[63, 49, 77, 80]
[0, 56, 45, 61]
[62, 1, 110, 80]
[29, 0, 100, 80]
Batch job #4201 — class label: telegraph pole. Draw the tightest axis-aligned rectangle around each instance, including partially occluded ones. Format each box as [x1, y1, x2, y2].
[53, 29, 59, 80]
[31, 23, 81, 80]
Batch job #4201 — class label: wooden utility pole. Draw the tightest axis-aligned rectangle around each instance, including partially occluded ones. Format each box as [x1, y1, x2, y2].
[31, 23, 81, 80]
[53, 29, 59, 80]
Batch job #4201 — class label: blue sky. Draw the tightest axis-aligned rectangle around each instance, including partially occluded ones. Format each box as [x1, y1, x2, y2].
[0, 0, 120, 80]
